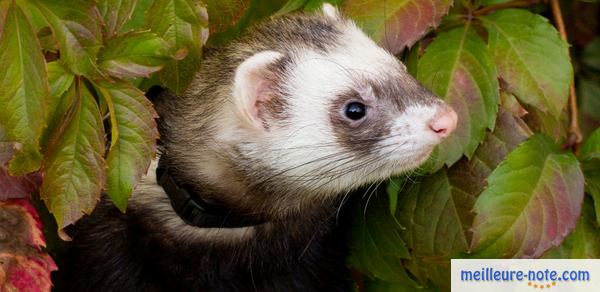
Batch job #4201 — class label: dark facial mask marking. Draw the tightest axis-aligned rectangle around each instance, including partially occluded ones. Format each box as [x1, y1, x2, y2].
[329, 89, 392, 156]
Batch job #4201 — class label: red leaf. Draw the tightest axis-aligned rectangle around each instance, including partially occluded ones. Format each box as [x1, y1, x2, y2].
[0, 199, 57, 291]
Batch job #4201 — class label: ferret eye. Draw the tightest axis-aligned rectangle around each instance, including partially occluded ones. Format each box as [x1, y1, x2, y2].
[345, 102, 367, 120]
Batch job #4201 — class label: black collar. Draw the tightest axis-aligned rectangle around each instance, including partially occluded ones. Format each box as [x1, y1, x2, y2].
[156, 162, 265, 228]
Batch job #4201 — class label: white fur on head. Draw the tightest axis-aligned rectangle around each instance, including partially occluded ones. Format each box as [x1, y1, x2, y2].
[232, 23, 444, 197]
[233, 51, 284, 129]
[322, 3, 339, 20]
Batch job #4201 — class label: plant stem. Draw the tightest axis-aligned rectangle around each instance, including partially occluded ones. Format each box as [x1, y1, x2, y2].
[473, 0, 540, 16]
[550, 0, 583, 149]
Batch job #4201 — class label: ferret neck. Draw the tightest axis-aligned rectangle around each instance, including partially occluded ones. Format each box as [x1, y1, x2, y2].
[156, 160, 266, 228]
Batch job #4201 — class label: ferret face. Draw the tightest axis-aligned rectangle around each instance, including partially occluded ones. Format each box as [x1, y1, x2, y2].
[222, 5, 457, 199]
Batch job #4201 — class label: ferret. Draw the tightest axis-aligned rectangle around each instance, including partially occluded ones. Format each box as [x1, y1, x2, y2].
[61, 4, 457, 291]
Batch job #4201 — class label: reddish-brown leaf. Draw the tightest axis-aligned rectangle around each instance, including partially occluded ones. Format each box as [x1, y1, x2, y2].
[470, 134, 584, 258]
[0, 128, 41, 199]
[343, 0, 452, 54]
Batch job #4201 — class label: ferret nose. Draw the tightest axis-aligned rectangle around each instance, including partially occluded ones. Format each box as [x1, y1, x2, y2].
[428, 107, 458, 139]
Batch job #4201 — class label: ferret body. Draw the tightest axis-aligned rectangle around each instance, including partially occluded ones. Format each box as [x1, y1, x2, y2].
[62, 5, 457, 291]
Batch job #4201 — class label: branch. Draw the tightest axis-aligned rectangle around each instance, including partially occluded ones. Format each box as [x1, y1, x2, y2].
[550, 0, 583, 149]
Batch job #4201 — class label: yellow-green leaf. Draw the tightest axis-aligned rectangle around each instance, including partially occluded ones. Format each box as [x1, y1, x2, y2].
[0, 2, 49, 175]
[480, 9, 572, 118]
[145, 0, 209, 94]
[33, 0, 103, 76]
[41, 80, 106, 229]
[96, 81, 158, 211]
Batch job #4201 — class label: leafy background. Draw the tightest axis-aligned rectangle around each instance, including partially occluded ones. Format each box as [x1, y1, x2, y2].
[0, 0, 598, 291]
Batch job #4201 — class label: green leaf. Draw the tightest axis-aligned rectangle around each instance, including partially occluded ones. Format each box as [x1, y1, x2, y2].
[475, 0, 511, 6]
[342, 0, 452, 54]
[95, 81, 158, 211]
[583, 37, 600, 71]
[0, 2, 49, 175]
[47, 62, 75, 99]
[275, 0, 308, 15]
[98, 0, 138, 37]
[275, 0, 338, 14]
[585, 170, 600, 226]
[579, 77, 600, 136]
[417, 25, 499, 169]
[145, 0, 208, 94]
[364, 278, 441, 292]
[480, 9, 572, 118]
[581, 128, 600, 162]
[470, 134, 585, 258]
[41, 61, 75, 148]
[99, 31, 173, 79]
[386, 177, 407, 215]
[404, 42, 421, 77]
[580, 128, 600, 224]
[396, 169, 470, 289]
[348, 192, 416, 285]
[40, 81, 106, 229]
[543, 197, 600, 258]
[119, 0, 154, 32]
[33, 0, 103, 76]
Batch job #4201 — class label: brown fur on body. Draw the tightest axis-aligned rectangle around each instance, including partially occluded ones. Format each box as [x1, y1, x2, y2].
[61, 188, 351, 291]
[61, 7, 449, 291]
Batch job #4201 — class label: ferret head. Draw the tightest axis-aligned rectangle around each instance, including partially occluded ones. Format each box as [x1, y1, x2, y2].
[161, 4, 457, 215]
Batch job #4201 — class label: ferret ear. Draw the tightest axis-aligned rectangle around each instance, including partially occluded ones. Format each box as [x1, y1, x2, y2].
[322, 3, 340, 20]
[233, 51, 284, 129]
